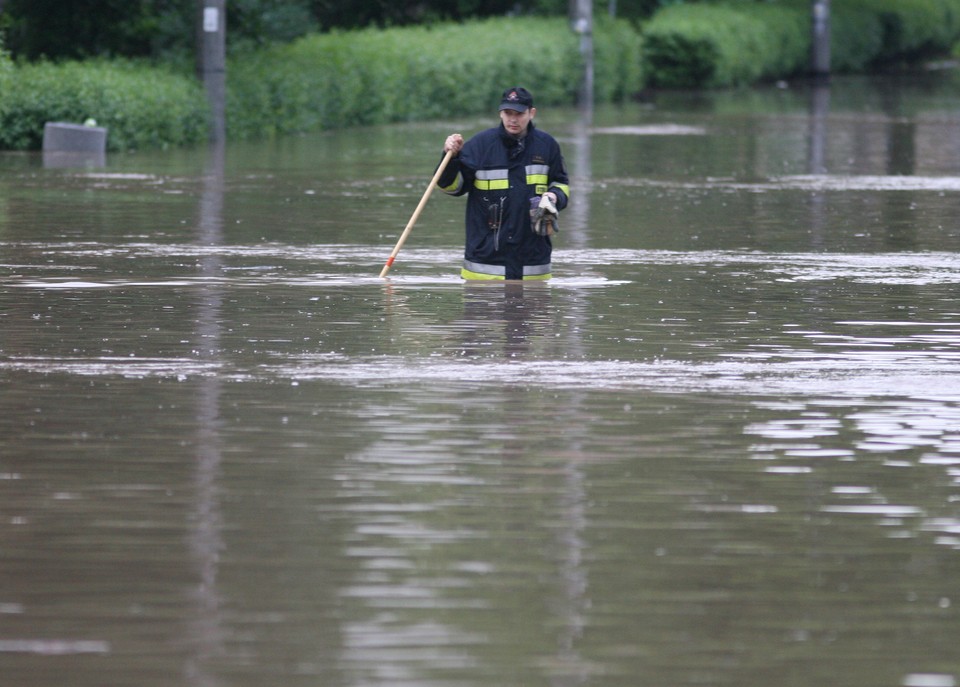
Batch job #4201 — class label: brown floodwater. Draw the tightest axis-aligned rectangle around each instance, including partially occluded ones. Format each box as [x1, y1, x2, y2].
[2, 71, 960, 687]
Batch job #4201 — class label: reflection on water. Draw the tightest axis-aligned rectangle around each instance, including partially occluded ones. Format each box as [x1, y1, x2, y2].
[3, 73, 960, 687]
[185, 139, 226, 686]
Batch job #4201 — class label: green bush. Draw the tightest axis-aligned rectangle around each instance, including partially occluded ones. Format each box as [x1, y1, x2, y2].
[594, 14, 645, 102]
[0, 15, 642, 150]
[227, 16, 642, 140]
[848, 0, 960, 61]
[641, 2, 809, 88]
[642, 0, 960, 89]
[0, 38, 12, 91]
[775, 0, 960, 70]
[826, 5, 883, 72]
[0, 60, 209, 151]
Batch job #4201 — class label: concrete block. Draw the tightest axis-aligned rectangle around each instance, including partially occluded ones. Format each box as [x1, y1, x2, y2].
[43, 122, 107, 153]
[42, 122, 108, 168]
[43, 149, 106, 169]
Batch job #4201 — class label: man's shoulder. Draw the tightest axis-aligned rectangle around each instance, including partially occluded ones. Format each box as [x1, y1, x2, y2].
[466, 127, 502, 146]
[531, 127, 560, 147]
[461, 127, 504, 164]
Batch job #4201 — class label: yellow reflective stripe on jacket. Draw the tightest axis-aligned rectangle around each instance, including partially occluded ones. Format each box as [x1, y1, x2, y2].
[461, 268, 552, 281]
[526, 164, 550, 187]
[461, 260, 552, 280]
[470, 166, 568, 196]
[462, 260, 505, 277]
[461, 267, 505, 280]
[474, 168, 509, 191]
[440, 177, 462, 194]
[549, 182, 571, 198]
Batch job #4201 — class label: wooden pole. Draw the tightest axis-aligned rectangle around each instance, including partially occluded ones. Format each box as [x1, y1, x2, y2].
[379, 150, 455, 278]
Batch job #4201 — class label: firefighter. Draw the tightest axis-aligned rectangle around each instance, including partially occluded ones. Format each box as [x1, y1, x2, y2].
[437, 86, 571, 281]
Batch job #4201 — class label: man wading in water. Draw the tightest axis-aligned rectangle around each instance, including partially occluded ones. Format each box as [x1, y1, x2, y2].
[437, 87, 571, 281]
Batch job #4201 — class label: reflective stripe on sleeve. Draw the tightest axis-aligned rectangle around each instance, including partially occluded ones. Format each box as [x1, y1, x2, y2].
[440, 177, 463, 194]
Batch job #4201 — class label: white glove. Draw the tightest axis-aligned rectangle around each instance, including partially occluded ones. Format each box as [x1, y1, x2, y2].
[531, 193, 559, 236]
[538, 193, 557, 215]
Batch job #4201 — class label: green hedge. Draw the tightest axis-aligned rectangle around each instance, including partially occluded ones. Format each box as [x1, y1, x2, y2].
[0, 40, 12, 95]
[226, 16, 643, 140]
[818, 0, 960, 69]
[0, 15, 644, 151]
[5, 2, 960, 150]
[0, 60, 209, 151]
[594, 15, 646, 102]
[642, 0, 960, 89]
[854, 0, 960, 61]
[642, 3, 809, 88]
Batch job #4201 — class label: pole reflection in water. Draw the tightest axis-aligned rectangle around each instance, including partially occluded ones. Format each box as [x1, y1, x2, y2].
[807, 80, 830, 177]
[185, 139, 226, 685]
[565, 102, 592, 254]
[548, 102, 594, 687]
[808, 80, 830, 250]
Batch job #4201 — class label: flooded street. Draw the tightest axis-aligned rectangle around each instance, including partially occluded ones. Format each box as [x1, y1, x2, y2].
[3, 72, 960, 686]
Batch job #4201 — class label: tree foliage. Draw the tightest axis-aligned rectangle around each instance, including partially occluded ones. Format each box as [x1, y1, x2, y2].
[1, 0, 317, 60]
[0, 0, 670, 62]
[0, 59, 208, 150]
[309, 0, 527, 30]
[2, 0, 180, 60]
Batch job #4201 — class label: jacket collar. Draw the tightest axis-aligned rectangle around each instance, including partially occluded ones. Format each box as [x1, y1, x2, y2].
[499, 120, 535, 141]
[499, 121, 535, 158]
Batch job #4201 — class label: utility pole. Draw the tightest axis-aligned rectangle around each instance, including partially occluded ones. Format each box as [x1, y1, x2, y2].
[571, 0, 594, 109]
[811, 0, 830, 79]
[197, 0, 226, 142]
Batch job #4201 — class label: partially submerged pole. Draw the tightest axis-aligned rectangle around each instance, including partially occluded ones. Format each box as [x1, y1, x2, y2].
[811, 0, 831, 79]
[571, 0, 594, 109]
[197, 0, 226, 142]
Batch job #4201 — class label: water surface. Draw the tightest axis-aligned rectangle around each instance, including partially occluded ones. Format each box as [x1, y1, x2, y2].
[2, 72, 960, 687]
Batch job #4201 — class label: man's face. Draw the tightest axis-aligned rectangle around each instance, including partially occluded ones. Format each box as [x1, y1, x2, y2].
[500, 107, 535, 136]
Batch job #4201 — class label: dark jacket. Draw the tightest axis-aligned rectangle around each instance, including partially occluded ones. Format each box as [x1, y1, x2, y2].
[437, 122, 570, 279]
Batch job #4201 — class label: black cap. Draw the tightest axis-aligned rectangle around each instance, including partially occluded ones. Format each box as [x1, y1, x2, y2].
[499, 87, 534, 112]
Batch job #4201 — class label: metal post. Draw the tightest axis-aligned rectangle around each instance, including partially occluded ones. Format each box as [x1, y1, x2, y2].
[811, 0, 830, 78]
[571, 0, 594, 109]
[197, 0, 226, 142]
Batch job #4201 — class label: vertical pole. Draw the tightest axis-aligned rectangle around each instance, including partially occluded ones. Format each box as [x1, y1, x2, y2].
[811, 0, 830, 79]
[571, 0, 594, 109]
[197, 0, 226, 142]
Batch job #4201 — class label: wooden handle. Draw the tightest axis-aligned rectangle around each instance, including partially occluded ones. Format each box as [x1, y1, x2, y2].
[379, 149, 456, 278]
